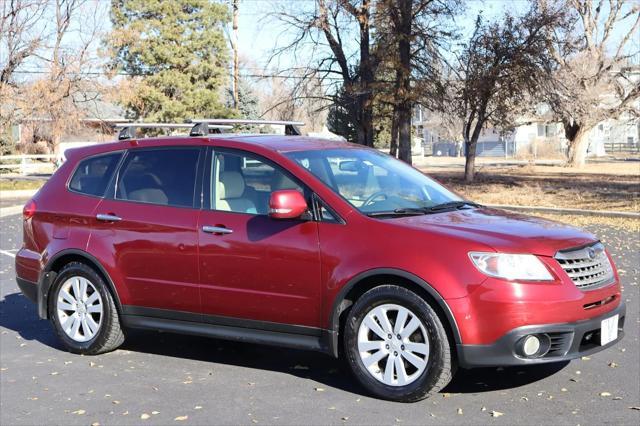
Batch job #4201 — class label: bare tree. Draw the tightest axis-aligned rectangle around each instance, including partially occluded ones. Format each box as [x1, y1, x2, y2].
[447, 3, 564, 182]
[270, 0, 379, 146]
[0, 0, 47, 150]
[377, 0, 459, 164]
[546, 0, 640, 166]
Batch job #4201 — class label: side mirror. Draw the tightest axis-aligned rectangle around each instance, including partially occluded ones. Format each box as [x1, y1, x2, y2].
[269, 190, 308, 220]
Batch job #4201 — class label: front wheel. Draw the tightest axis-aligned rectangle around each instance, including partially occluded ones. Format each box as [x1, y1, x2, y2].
[343, 285, 453, 402]
[49, 262, 125, 355]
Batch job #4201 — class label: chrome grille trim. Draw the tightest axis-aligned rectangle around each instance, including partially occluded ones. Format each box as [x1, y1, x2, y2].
[555, 242, 614, 291]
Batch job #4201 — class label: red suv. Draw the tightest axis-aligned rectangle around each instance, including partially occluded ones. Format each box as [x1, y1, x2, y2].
[16, 121, 625, 402]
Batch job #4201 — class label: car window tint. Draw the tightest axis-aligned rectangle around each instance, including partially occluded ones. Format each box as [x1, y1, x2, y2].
[69, 153, 122, 197]
[116, 148, 200, 207]
[211, 151, 303, 215]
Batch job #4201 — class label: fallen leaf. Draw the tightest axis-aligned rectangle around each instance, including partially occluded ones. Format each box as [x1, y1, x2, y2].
[50, 372, 58, 376]
[341, 417, 349, 421]
[521, 396, 529, 401]
[141, 414, 150, 420]
[561, 388, 567, 392]
[581, 356, 591, 361]
[91, 423, 100, 426]
[442, 393, 451, 398]
[152, 411, 160, 415]
[457, 408, 463, 415]
[481, 407, 487, 412]
[112, 400, 120, 405]
[72, 409, 86, 415]
[613, 397, 623, 400]
[89, 362, 96, 367]
[608, 362, 618, 368]
[490, 411, 504, 417]
[194, 406, 202, 410]
[628, 407, 640, 410]
[315, 387, 325, 392]
[174, 415, 189, 421]
[600, 392, 612, 397]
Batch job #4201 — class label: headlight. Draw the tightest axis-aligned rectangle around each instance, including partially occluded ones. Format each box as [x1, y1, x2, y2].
[469, 252, 554, 281]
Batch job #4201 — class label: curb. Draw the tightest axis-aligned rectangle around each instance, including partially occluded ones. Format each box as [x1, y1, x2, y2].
[486, 204, 640, 219]
[0, 189, 38, 200]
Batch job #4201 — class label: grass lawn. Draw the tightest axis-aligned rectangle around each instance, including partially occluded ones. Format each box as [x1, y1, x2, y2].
[423, 159, 640, 212]
[0, 179, 46, 191]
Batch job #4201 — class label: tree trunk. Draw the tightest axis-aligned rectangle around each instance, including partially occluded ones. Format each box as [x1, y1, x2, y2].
[232, 0, 239, 109]
[464, 137, 476, 182]
[566, 128, 590, 167]
[389, 105, 399, 157]
[395, 0, 413, 165]
[356, 0, 374, 147]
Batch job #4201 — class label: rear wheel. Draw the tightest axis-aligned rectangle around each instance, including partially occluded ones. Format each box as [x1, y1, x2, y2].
[343, 285, 453, 402]
[49, 262, 124, 354]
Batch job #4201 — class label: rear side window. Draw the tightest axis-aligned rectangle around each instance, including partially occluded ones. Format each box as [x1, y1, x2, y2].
[115, 148, 201, 208]
[69, 153, 122, 197]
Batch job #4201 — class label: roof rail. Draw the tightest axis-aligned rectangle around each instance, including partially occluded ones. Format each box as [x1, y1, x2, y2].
[115, 122, 232, 141]
[188, 119, 304, 137]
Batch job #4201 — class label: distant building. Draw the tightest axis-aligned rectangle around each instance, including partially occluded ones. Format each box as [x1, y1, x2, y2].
[412, 66, 640, 158]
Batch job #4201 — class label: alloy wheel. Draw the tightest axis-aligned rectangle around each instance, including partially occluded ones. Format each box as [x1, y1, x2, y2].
[357, 303, 430, 386]
[56, 276, 103, 342]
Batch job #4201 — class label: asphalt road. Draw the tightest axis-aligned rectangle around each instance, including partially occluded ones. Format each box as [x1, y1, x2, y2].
[1, 208, 639, 425]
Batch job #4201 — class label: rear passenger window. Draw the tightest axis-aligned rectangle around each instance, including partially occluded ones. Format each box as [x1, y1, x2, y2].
[115, 148, 201, 208]
[69, 153, 122, 197]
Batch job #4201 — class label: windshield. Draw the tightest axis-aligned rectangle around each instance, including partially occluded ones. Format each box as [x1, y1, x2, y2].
[285, 148, 464, 215]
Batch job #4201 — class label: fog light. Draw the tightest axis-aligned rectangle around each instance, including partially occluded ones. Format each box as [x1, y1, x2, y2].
[522, 335, 541, 356]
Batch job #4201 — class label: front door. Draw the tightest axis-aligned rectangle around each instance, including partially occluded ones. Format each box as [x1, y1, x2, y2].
[198, 148, 322, 328]
[89, 146, 203, 314]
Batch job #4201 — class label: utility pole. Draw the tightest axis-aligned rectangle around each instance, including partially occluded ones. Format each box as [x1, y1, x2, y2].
[232, 0, 239, 109]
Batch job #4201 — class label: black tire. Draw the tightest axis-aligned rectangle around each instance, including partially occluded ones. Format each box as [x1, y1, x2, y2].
[49, 262, 125, 355]
[343, 285, 453, 402]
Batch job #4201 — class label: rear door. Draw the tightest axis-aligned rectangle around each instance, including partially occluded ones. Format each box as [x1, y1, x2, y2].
[197, 148, 322, 328]
[88, 146, 204, 314]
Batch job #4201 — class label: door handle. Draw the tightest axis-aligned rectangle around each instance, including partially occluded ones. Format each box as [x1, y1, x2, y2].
[96, 213, 122, 222]
[202, 225, 233, 235]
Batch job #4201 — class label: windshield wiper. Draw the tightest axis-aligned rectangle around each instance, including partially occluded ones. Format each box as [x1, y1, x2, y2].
[366, 201, 481, 218]
[424, 201, 481, 212]
[365, 207, 430, 217]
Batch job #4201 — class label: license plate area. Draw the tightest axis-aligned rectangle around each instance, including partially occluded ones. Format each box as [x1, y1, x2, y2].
[600, 314, 619, 346]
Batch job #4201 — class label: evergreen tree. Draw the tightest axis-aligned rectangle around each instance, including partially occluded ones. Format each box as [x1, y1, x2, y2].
[108, 0, 232, 122]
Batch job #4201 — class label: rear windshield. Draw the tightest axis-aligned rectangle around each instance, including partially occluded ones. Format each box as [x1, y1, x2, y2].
[69, 152, 122, 197]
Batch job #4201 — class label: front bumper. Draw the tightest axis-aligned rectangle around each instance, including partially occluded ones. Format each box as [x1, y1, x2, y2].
[457, 301, 625, 368]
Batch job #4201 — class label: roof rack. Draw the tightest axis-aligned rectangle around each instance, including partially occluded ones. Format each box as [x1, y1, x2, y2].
[115, 122, 232, 141]
[188, 119, 304, 137]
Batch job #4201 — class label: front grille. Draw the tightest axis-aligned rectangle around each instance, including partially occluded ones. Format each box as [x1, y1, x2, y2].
[555, 242, 614, 290]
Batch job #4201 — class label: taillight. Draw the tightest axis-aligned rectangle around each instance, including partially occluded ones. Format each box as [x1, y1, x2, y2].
[23, 200, 36, 219]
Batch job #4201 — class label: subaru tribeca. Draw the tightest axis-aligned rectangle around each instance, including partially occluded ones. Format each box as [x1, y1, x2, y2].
[16, 122, 625, 402]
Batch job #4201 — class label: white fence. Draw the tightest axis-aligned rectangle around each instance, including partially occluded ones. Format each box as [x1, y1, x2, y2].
[0, 155, 56, 175]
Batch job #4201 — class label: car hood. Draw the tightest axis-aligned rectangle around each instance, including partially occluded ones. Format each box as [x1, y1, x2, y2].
[388, 207, 597, 257]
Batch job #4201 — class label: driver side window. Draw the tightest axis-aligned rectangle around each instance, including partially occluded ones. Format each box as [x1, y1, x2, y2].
[211, 151, 303, 215]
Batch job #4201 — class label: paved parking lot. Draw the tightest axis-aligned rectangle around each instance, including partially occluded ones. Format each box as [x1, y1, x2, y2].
[1, 208, 639, 425]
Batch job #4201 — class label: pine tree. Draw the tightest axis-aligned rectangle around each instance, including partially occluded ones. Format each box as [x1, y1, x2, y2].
[108, 0, 232, 122]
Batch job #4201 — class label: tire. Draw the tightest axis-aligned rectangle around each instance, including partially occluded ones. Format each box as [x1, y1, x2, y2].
[343, 285, 453, 402]
[49, 262, 125, 355]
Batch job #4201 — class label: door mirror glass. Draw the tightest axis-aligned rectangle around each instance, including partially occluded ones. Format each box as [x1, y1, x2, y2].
[269, 190, 308, 219]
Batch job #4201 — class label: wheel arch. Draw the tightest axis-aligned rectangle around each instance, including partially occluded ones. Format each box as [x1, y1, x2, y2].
[38, 249, 122, 319]
[327, 268, 462, 358]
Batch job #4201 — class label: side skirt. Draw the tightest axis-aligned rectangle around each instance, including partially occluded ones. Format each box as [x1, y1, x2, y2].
[121, 306, 331, 354]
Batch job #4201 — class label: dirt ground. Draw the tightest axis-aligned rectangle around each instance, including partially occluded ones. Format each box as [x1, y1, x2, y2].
[422, 159, 640, 212]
